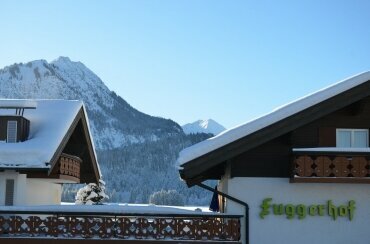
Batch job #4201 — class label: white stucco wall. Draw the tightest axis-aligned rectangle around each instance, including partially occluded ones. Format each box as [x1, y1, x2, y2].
[0, 171, 27, 205]
[223, 177, 370, 244]
[26, 179, 62, 205]
[0, 171, 62, 205]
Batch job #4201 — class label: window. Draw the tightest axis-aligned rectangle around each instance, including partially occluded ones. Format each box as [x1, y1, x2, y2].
[7, 121, 17, 143]
[5, 179, 15, 206]
[336, 129, 369, 148]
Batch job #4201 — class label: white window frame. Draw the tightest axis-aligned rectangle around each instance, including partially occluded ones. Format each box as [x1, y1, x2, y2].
[336, 128, 369, 148]
[7, 120, 17, 143]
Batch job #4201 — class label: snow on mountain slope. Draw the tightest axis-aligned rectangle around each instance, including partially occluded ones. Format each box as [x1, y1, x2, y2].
[182, 119, 226, 135]
[0, 57, 183, 149]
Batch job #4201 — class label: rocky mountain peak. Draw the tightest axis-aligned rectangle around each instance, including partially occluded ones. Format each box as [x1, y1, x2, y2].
[0, 57, 183, 149]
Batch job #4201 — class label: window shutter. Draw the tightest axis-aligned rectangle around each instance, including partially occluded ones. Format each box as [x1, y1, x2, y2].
[7, 121, 17, 143]
[5, 179, 15, 206]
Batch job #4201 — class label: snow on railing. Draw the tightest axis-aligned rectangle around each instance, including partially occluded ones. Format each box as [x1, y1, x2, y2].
[0, 207, 241, 242]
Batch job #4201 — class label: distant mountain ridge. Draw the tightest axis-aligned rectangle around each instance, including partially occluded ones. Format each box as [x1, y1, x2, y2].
[182, 119, 226, 135]
[0, 57, 182, 149]
[0, 57, 213, 204]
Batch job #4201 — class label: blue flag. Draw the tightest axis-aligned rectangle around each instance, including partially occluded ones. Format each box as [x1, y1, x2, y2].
[209, 185, 220, 212]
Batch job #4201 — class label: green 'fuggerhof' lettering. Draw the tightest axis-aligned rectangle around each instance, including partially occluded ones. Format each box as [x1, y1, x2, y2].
[259, 198, 355, 221]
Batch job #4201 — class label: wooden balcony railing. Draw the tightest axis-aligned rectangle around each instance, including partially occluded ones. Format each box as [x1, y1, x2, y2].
[0, 209, 241, 243]
[292, 150, 370, 183]
[58, 153, 82, 182]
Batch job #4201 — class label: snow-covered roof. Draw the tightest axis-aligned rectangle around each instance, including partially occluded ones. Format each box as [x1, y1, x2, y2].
[0, 99, 37, 108]
[0, 99, 89, 168]
[177, 71, 370, 166]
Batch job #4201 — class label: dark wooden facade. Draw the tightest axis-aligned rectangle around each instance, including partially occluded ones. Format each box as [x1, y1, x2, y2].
[23, 153, 83, 182]
[179, 79, 370, 185]
[57, 112, 100, 183]
[230, 96, 370, 179]
[0, 116, 30, 142]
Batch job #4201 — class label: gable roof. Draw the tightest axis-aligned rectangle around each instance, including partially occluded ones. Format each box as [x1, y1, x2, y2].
[0, 99, 101, 182]
[178, 71, 370, 185]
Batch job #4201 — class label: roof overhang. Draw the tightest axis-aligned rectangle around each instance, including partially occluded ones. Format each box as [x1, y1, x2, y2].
[180, 76, 370, 186]
[48, 107, 100, 183]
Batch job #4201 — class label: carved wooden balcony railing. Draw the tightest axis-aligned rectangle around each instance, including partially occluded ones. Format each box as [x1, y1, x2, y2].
[292, 150, 370, 183]
[0, 209, 241, 243]
[58, 153, 82, 182]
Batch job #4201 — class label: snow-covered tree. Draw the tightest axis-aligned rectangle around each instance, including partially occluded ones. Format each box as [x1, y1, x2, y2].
[149, 189, 184, 206]
[63, 132, 214, 205]
[75, 180, 109, 205]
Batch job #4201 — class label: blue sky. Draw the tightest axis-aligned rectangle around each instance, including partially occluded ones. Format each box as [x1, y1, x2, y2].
[1, 1, 370, 128]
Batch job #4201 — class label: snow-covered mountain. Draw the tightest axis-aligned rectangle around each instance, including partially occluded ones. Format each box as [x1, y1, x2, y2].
[0, 57, 182, 149]
[182, 119, 226, 135]
[0, 57, 213, 204]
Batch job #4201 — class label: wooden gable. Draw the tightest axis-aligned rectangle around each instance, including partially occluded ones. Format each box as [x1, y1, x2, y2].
[180, 79, 370, 186]
[20, 108, 100, 184]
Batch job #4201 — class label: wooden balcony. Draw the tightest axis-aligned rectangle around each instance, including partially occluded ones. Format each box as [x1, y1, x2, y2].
[57, 153, 82, 182]
[292, 149, 370, 183]
[0, 208, 241, 243]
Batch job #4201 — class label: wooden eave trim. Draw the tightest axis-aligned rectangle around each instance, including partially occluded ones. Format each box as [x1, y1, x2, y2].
[48, 108, 83, 175]
[48, 107, 100, 183]
[79, 107, 100, 183]
[23, 171, 48, 178]
[4, 168, 49, 173]
[181, 80, 370, 183]
[179, 171, 205, 187]
[25, 171, 80, 183]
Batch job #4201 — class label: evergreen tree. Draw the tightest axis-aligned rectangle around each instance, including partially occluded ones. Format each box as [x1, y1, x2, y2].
[75, 180, 109, 205]
[64, 132, 214, 206]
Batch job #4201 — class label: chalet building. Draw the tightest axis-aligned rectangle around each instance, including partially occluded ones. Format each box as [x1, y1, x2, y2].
[178, 71, 370, 244]
[0, 100, 241, 244]
[0, 99, 100, 206]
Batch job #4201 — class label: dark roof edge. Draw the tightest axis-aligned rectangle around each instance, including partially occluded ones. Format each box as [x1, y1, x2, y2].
[0, 167, 48, 171]
[48, 107, 100, 183]
[48, 107, 83, 173]
[180, 78, 370, 184]
[79, 107, 101, 183]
